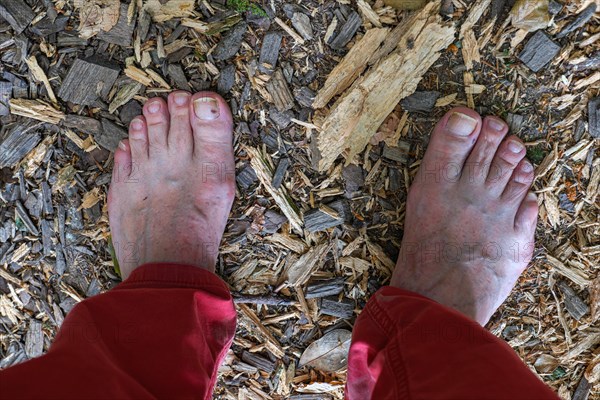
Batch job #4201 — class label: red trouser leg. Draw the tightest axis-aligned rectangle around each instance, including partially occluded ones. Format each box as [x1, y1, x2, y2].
[346, 286, 560, 400]
[1, 265, 559, 399]
[0, 264, 237, 400]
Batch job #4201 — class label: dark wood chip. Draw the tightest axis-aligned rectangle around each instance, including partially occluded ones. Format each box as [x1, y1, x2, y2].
[0, 1, 34, 34]
[217, 64, 236, 95]
[267, 69, 295, 112]
[400, 91, 440, 113]
[15, 200, 39, 236]
[320, 296, 354, 318]
[0, 121, 42, 168]
[588, 97, 600, 139]
[272, 157, 290, 189]
[58, 56, 120, 105]
[557, 281, 589, 321]
[518, 31, 561, 73]
[306, 278, 345, 299]
[241, 350, 276, 373]
[304, 200, 349, 233]
[30, 15, 69, 37]
[259, 32, 283, 74]
[328, 10, 361, 50]
[572, 376, 590, 400]
[236, 164, 257, 190]
[556, 3, 596, 39]
[382, 141, 411, 164]
[291, 12, 313, 40]
[24, 320, 43, 358]
[294, 86, 316, 109]
[98, 4, 135, 47]
[213, 22, 247, 61]
[167, 64, 189, 90]
[99, 119, 128, 152]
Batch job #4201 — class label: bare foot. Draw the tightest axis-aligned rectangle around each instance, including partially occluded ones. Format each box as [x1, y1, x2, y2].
[391, 107, 538, 325]
[107, 91, 235, 279]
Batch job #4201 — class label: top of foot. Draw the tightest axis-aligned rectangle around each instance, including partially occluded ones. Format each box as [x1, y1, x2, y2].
[108, 91, 235, 279]
[391, 107, 538, 325]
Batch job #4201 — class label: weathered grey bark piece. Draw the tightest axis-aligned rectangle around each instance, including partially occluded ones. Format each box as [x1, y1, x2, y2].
[41, 182, 53, 215]
[0, 122, 42, 168]
[294, 86, 315, 109]
[306, 278, 345, 299]
[236, 164, 257, 190]
[269, 106, 294, 129]
[41, 219, 53, 256]
[24, 320, 43, 358]
[98, 3, 135, 47]
[304, 200, 349, 232]
[328, 11, 361, 50]
[267, 69, 294, 111]
[99, 119, 128, 151]
[272, 157, 290, 189]
[30, 15, 69, 36]
[217, 64, 236, 95]
[16, 200, 39, 235]
[400, 91, 440, 112]
[0, 1, 35, 34]
[320, 296, 354, 318]
[382, 141, 411, 164]
[291, 12, 313, 40]
[168, 64, 188, 89]
[58, 57, 120, 105]
[572, 376, 590, 400]
[548, 0, 562, 15]
[558, 281, 589, 321]
[572, 52, 600, 72]
[259, 32, 283, 74]
[0, 80, 12, 116]
[518, 31, 560, 72]
[241, 350, 275, 373]
[212, 22, 247, 61]
[506, 113, 525, 133]
[588, 97, 600, 139]
[556, 3, 596, 39]
[63, 115, 103, 136]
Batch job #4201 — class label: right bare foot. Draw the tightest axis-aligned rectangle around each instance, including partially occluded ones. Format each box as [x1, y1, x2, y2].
[107, 91, 235, 279]
[391, 107, 538, 325]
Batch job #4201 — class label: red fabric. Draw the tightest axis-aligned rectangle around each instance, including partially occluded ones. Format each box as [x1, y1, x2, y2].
[346, 286, 559, 400]
[0, 264, 236, 400]
[0, 264, 558, 400]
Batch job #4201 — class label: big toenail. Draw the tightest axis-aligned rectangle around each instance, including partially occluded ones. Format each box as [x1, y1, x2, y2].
[148, 102, 161, 114]
[521, 161, 533, 172]
[173, 92, 189, 106]
[507, 140, 524, 153]
[488, 118, 505, 131]
[131, 119, 143, 130]
[446, 112, 477, 136]
[194, 97, 220, 120]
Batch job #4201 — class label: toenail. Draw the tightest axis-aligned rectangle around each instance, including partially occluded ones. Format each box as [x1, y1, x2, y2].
[193, 97, 220, 120]
[131, 119, 144, 130]
[526, 192, 537, 202]
[488, 117, 506, 131]
[118, 141, 127, 151]
[521, 161, 533, 172]
[148, 101, 161, 114]
[446, 112, 478, 136]
[173, 92, 190, 106]
[507, 140, 524, 153]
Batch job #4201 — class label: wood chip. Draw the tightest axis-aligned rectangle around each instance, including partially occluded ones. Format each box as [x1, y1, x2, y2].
[312, 1, 454, 171]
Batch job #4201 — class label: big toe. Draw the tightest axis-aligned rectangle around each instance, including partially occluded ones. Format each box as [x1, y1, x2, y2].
[417, 107, 482, 185]
[189, 92, 235, 195]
